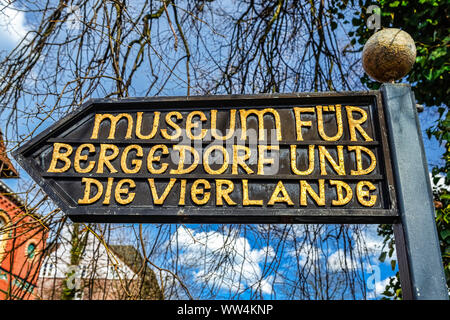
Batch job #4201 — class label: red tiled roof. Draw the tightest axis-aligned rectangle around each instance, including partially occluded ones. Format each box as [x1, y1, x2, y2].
[0, 130, 19, 178]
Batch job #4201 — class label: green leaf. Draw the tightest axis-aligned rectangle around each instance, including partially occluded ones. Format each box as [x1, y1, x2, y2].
[379, 251, 387, 263]
[388, 246, 395, 258]
[440, 229, 450, 240]
[391, 259, 397, 271]
[389, 0, 400, 7]
[383, 289, 394, 297]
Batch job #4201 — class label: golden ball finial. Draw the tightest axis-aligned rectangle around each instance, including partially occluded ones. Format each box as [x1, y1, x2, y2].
[362, 28, 416, 83]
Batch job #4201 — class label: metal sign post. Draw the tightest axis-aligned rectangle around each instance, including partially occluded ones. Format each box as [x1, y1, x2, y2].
[381, 83, 448, 300]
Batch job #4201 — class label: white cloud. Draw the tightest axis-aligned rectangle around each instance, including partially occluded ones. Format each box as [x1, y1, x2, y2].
[0, 1, 28, 50]
[327, 249, 358, 272]
[351, 225, 388, 267]
[286, 242, 318, 268]
[367, 277, 391, 299]
[284, 226, 385, 273]
[166, 226, 275, 296]
[430, 172, 449, 192]
[374, 277, 390, 293]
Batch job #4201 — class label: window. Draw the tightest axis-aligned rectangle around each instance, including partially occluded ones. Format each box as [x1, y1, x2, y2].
[26, 242, 37, 259]
[109, 265, 119, 279]
[42, 263, 47, 276]
[0, 212, 10, 262]
[43, 262, 54, 277]
[81, 265, 87, 278]
[0, 213, 8, 241]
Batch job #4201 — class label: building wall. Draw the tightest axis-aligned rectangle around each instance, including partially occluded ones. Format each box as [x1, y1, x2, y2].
[36, 276, 159, 300]
[34, 225, 162, 300]
[0, 188, 48, 300]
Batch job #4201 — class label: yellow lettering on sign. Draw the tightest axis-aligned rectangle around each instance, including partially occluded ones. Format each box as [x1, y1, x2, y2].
[136, 111, 160, 139]
[191, 179, 211, 205]
[161, 111, 182, 140]
[215, 179, 236, 206]
[147, 144, 169, 174]
[317, 105, 343, 141]
[356, 181, 377, 207]
[97, 144, 119, 173]
[91, 113, 133, 139]
[290, 145, 315, 175]
[242, 179, 263, 206]
[121, 144, 143, 174]
[170, 145, 199, 174]
[232, 145, 253, 175]
[329, 180, 353, 206]
[318, 145, 345, 175]
[63, 105, 384, 212]
[267, 181, 294, 206]
[211, 110, 236, 140]
[203, 145, 229, 175]
[179, 179, 187, 206]
[186, 111, 208, 140]
[293, 107, 314, 141]
[257, 145, 279, 175]
[74, 143, 95, 173]
[115, 179, 136, 205]
[48, 143, 73, 173]
[346, 106, 373, 142]
[300, 179, 325, 206]
[78, 178, 103, 204]
[240, 108, 282, 141]
[103, 177, 114, 205]
[348, 146, 377, 175]
[148, 178, 176, 205]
